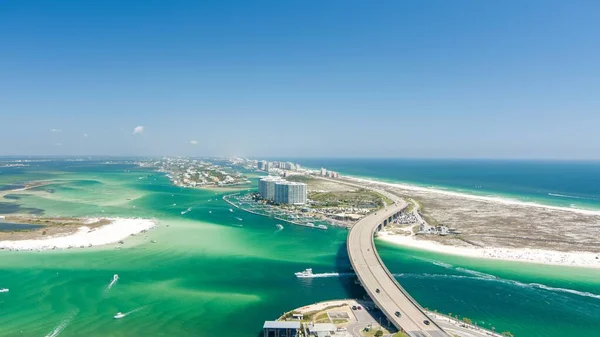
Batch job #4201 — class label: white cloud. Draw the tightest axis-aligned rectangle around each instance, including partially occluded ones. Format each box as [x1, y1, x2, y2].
[190, 140, 198, 145]
[50, 129, 62, 132]
[83, 133, 88, 138]
[132, 126, 144, 135]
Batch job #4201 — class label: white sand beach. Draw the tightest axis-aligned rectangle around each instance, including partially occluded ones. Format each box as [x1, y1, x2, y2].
[0, 218, 157, 251]
[378, 231, 600, 269]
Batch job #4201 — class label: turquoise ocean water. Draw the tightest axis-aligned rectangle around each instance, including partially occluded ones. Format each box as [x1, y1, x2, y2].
[0, 159, 598, 337]
[288, 158, 600, 210]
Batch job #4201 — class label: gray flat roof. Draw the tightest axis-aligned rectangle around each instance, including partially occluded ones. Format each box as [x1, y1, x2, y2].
[263, 321, 301, 329]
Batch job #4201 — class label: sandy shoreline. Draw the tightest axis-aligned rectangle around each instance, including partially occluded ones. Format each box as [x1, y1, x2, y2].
[342, 175, 600, 216]
[335, 175, 600, 269]
[377, 231, 600, 269]
[0, 218, 157, 251]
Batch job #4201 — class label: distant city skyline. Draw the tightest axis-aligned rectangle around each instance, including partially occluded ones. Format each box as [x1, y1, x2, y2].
[1, 1, 599, 159]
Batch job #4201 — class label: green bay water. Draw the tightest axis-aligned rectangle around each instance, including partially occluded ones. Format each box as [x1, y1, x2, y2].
[0, 160, 599, 337]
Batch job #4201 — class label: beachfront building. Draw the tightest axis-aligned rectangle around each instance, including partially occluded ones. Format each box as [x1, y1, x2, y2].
[263, 321, 300, 337]
[258, 176, 283, 200]
[274, 181, 307, 205]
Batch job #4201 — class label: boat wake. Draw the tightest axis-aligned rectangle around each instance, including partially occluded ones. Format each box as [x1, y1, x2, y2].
[431, 261, 453, 269]
[295, 268, 354, 278]
[395, 268, 600, 301]
[45, 310, 78, 337]
[105, 274, 119, 293]
[181, 207, 192, 215]
[126, 305, 149, 316]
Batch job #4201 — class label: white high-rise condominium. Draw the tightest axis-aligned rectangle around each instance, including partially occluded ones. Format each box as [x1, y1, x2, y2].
[274, 181, 307, 205]
[258, 176, 283, 200]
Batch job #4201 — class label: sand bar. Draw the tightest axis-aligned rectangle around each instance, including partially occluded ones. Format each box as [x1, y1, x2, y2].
[0, 218, 157, 251]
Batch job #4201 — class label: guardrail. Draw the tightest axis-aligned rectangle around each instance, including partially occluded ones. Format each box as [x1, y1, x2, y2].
[348, 204, 448, 336]
[369, 207, 447, 334]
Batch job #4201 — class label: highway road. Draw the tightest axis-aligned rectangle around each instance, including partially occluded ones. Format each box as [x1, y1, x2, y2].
[347, 188, 449, 337]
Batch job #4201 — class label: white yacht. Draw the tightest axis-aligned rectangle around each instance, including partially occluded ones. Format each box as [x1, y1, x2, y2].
[306, 223, 315, 227]
[295, 268, 314, 278]
[317, 224, 328, 230]
[229, 208, 234, 212]
[0, 288, 9, 293]
[276, 224, 284, 230]
[113, 274, 119, 282]
[114, 312, 126, 319]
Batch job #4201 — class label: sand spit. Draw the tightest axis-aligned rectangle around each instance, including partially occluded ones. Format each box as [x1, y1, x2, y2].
[378, 232, 600, 268]
[334, 175, 600, 268]
[343, 175, 600, 216]
[0, 218, 157, 251]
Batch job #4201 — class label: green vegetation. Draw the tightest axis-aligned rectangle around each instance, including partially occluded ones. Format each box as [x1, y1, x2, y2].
[374, 330, 383, 337]
[314, 312, 330, 323]
[332, 318, 348, 324]
[310, 189, 385, 208]
[286, 175, 314, 183]
[392, 333, 410, 337]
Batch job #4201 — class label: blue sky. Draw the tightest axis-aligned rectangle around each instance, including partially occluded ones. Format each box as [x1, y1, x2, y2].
[1, 1, 599, 159]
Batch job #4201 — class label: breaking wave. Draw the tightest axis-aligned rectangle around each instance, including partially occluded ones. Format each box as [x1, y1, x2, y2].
[548, 193, 596, 201]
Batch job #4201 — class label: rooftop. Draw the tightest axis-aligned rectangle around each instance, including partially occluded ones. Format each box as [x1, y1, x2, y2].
[263, 321, 301, 329]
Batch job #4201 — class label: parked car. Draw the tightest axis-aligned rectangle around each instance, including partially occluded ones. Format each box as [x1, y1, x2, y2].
[423, 320, 430, 325]
[352, 306, 357, 310]
[395, 311, 401, 317]
[375, 288, 380, 293]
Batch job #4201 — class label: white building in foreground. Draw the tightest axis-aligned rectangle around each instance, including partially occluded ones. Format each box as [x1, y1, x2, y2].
[258, 176, 284, 201]
[274, 181, 307, 205]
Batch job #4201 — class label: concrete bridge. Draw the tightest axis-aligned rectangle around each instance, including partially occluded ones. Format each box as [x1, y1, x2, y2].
[347, 188, 449, 337]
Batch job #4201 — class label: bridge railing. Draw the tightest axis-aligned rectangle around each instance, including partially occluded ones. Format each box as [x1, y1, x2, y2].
[369, 207, 448, 335]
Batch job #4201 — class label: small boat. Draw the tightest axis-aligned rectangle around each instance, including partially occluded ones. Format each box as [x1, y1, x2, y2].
[229, 208, 234, 212]
[306, 223, 315, 227]
[114, 312, 126, 319]
[276, 224, 284, 230]
[235, 217, 243, 221]
[113, 274, 119, 282]
[317, 224, 328, 230]
[295, 268, 314, 278]
[208, 211, 212, 214]
[151, 240, 157, 243]
[0, 288, 9, 293]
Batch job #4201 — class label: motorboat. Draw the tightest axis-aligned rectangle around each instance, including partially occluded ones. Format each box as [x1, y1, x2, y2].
[276, 224, 284, 230]
[295, 268, 314, 278]
[114, 312, 126, 319]
[229, 208, 234, 212]
[113, 274, 119, 282]
[317, 224, 328, 230]
[0, 288, 9, 293]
